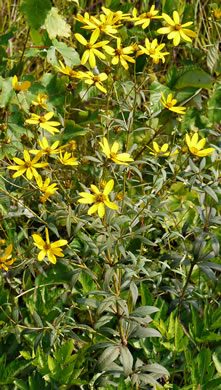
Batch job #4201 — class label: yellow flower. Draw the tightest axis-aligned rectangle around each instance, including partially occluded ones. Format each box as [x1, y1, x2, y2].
[137, 38, 169, 64]
[185, 133, 215, 157]
[133, 5, 160, 29]
[36, 175, 58, 195]
[25, 112, 61, 135]
[75, 30, 111, 69]
[161, 93, 186, 114]
[32, 93, 48, 109]
[99, 137, 134, 165]
[66, 140, 77, 151]
[12, 75, 31, 92]
[80, 11, 122, 37]
[0, 244, 15, 271]
[214, 8, 221, 19]
[59, 152, 78, 166]
[32, 228, 67, 264]
[111, 38, 135, 70]
[78, 179, 118, 218]
[148, 142, 178, 157]
[8, 151, 48, 180]
[149, 142, 170, 156]
[157, 11, 197, 46]
[55, 60, 82, 78]
[30, 137, 60, 156]
[79, 71, 108, 93]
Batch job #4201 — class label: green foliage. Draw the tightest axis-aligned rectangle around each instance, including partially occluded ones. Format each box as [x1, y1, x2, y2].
[20, 0, 52, 30]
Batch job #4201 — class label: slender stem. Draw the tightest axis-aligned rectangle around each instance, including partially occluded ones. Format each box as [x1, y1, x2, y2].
[17, 27, 30, 77]
[180, 262, 195, 299]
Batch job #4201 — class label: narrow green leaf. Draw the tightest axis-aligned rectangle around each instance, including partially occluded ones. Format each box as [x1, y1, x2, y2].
[120, 346, 133, 377]
[98, 346, 120, 370]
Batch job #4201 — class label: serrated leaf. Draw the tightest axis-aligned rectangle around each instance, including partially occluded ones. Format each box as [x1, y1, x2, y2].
[45, 7, 71, 40]
[52, 39, 81, 67]
[20, 0, 51, 30]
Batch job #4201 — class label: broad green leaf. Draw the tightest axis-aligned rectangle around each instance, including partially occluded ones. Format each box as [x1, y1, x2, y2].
[52, 39, 81, 67]
[175, 70, 213, 89]
[0, 77, 14, 107]
[20, 0, 51, 30]
[45, 7, 71, 40]
[54, 340, 74, 365]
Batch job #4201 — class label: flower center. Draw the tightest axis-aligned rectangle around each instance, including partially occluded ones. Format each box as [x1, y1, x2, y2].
[166, 102, 173, 108]
[39, 117, 47, 123]
[149, 49, 156, 55]
[44, 244, 51, 251]
[190, 147, 199, 155]
[115, 48, 123, 56]
[174, 24, 182, 31]
[45, 147, 52, 154]
[96, 193, 106, 202]
[146, 12, 152, 18]
[110, 152, 117, 159]
[93, 76, 100, 83]
[86, 43, 93, 49]
[24, 162, 32, 168]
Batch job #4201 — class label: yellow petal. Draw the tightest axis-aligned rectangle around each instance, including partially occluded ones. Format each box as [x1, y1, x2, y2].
[103, 179, 114, 195]
[98, 202, 105, 218]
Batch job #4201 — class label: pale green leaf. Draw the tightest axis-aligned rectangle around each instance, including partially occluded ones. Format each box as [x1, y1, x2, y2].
[45, 7, 71, 40]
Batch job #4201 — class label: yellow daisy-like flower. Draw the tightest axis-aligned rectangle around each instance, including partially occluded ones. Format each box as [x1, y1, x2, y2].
[75, 30, 111, 69]
[161, 93, 186, 114]
[214, 8, 221, 19]
[30, 137, 60, 156]
[78, 179, 118, 218]
[55, 60, 82, 78]
[81, 11, 122, 37]
[137, 38, 169, 64]
[99, 137, 134, 165]
[133, 5, 160, 29]
[148, 142, 178, 157]
[111, 38, 135, 70]
[8, 151, 48, 180]
[59, 152, 78, 166]
[25, 112, 61, 135]
[12, 75, 31, 92]
[149, 142, 170, 156]
[32, 228, 68, 264]
[157, 11, 197, 46]
[0, 244, 15, 271]
[79, 71, 108, 93]
[32, 93, 48, 109]
[185, 133, 215, 157]
[36, 175, 58, 195]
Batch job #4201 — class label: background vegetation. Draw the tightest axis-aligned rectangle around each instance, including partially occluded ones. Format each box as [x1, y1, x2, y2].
[0, 0, 220, 389]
